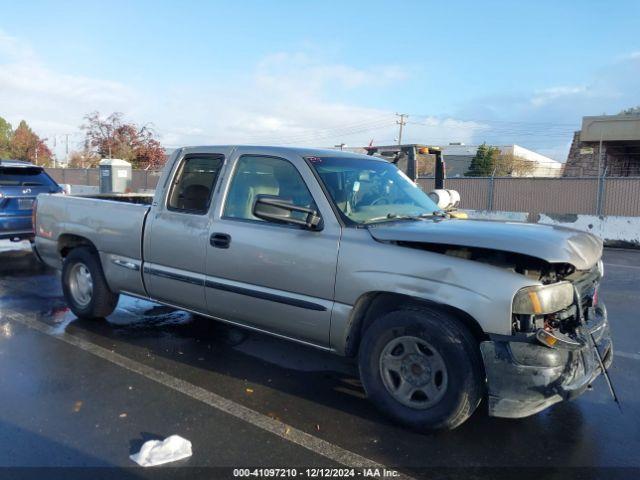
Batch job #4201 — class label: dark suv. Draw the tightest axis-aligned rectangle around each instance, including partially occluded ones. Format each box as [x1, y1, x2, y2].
[0, 160, 63, 241]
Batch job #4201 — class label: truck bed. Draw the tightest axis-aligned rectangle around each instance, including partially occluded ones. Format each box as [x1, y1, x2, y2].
[73, 193, 154, 205]
[35, 194, 151, 284]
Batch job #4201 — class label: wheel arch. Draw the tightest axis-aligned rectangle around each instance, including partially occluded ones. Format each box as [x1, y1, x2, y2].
[343, 291, 488, 358]
[60, 240, 120, 319]
[58, 234, 98, 259]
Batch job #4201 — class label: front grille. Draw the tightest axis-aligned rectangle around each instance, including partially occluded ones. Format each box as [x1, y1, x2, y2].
[572, 264, 601, 310]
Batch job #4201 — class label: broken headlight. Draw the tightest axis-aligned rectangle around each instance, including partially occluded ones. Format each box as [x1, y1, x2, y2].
[512, 282, 574, 315]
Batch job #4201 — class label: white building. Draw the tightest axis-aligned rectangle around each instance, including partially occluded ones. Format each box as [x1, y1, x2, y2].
[441, 144, 563, 177]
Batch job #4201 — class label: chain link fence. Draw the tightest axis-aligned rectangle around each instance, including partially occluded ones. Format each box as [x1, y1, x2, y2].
[417, 175, 640, 216]
[45, 168, 640, 217]
[45, 168, 163, 192]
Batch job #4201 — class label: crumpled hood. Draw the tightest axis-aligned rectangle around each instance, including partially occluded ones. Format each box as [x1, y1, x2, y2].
[367, 218, 603, 270]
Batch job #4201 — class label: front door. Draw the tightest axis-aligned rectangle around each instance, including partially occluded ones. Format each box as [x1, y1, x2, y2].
[204, 149, 341, 347]
[143, 150, 228, 311]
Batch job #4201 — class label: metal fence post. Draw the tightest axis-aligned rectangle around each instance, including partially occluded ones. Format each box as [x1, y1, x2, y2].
[487, 169, 496, 211]
[596, 167, 608, 215]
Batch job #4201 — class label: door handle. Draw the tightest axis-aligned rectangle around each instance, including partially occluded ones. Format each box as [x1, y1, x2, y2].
[210, 232, 231, 249]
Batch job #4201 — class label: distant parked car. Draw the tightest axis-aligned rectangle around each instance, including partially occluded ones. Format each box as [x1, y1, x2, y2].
[0, 159, 63, 241]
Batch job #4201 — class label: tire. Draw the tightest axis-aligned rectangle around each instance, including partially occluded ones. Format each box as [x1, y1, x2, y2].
[62, 247, 119, 320]
[358, 307, 484, 431]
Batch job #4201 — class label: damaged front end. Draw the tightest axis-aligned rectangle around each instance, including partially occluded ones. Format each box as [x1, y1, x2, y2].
[366, 218, 612, 417]
[481, 262, 613, 418]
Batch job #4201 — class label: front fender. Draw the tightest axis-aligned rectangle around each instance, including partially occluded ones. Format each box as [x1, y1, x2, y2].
[331, 229, 538, 352]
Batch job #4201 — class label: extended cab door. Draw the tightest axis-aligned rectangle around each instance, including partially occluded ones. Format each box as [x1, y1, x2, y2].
[204, 147, 341, 347]
[143, 148, 231, 311]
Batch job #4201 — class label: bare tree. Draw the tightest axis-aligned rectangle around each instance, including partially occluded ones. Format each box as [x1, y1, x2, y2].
[493, 152, 536, 176]
[81, 112, 166, 169]
[67, 150, 100, 168]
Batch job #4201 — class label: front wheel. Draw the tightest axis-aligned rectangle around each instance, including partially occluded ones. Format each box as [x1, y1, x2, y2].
[358, 307, 484, 430]
[62, 247, 119, 319]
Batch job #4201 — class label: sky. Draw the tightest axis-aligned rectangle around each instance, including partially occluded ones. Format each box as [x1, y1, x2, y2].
[1, 0, 639, 161]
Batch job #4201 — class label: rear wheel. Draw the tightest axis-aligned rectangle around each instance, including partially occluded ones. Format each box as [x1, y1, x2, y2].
[62, 247, 119, 319]
[358, 307, 484, 430]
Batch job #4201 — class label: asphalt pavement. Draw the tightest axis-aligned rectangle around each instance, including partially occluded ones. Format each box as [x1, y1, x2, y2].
[0, 241, 639, 479]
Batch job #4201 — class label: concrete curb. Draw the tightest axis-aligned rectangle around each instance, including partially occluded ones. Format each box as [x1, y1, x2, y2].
[463, 210, 640, 248]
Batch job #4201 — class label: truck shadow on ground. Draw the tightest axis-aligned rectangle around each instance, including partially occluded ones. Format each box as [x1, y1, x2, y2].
[60, 300, 595, 467]
[0, 248, 599, 468]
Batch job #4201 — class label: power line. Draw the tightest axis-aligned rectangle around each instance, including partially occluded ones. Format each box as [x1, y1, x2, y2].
[407, 113, 579, 128]
[269, 122, 394, 146]
[236, 115, 395, 143]
[237, 117, 397, 145]
[43, 111, 578, 159]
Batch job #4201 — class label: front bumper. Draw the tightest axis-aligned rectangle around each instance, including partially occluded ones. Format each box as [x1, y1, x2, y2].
[481, 302, 612, 418]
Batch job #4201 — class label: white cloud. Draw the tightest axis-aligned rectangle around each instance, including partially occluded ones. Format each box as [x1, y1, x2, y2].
[255, 52, 408, 93]
[1, 30, 423, 154]
[0, 30, 34, 59]
[0, 29, 136, 154]
[151, 54, 480, 149]
[530, 85, 588, 107]
[617, 51, 640, 61]
[0, 62, 134, 104]
[2, 29, 554, 159]
[454, 51, 640, 160]
[399, 116, 489, 147]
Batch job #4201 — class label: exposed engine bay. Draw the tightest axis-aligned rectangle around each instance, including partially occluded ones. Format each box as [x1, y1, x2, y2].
[395, 241, 577, 283]
[395, 241, 602, 339]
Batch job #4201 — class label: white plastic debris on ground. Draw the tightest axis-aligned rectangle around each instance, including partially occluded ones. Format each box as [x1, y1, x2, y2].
[130, 435, 192, 467]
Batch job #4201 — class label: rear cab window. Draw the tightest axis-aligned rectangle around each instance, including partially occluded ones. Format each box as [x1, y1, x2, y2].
[167, 154, 225, 214]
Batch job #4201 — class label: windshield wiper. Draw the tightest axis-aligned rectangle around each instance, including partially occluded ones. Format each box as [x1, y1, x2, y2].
[364, 211, 446, 224]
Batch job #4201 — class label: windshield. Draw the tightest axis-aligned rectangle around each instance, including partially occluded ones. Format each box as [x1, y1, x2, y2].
[307, 156, 440, 224]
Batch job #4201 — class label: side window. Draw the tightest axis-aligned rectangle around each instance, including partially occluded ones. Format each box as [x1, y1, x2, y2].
[167, 154, 224, 214]
[224, 155, 316, 222]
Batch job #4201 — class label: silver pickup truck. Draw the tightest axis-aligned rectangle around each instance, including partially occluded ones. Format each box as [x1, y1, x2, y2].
[34, 145, 612, 430]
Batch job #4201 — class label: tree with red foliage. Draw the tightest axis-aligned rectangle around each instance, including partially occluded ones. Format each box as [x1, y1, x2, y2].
[6, 120, 53, 166]
[81, 112, 166, 169]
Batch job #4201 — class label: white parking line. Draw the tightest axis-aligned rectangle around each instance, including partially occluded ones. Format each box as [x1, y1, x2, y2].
[7, 312, 411, 478]
[615, 351, 640, 361]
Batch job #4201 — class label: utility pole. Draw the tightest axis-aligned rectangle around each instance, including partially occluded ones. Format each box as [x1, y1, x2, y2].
[395, 113, 408, 146]
[597, 131, 603, 176]
[64, 133, 70, 164]
[52, 135, 57, 168]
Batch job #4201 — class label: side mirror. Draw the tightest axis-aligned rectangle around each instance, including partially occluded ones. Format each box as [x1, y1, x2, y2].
[253, 195, 323, 231]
